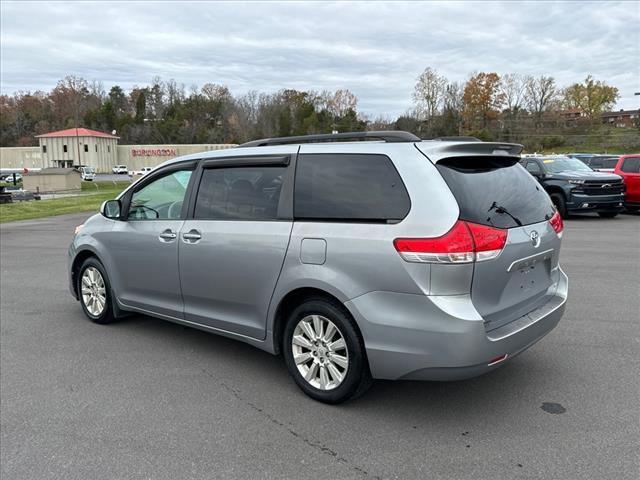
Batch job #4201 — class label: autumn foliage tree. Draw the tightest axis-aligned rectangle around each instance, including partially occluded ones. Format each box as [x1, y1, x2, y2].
[462, 72, 504, 131]
[0, 77, 365, 146]
[563, 75, 619, 119]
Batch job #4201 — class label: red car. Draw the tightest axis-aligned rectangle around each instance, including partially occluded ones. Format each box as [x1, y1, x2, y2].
[614, 154, 640, 212]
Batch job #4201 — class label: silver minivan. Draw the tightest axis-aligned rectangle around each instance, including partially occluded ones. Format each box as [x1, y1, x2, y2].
[69, 132, 568, 403]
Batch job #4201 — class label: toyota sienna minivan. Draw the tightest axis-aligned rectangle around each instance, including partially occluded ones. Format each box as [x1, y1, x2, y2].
[69, 131, 568, 403]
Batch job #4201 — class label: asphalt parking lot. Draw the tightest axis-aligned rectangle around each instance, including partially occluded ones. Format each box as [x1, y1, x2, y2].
[1, 213, 638, 480]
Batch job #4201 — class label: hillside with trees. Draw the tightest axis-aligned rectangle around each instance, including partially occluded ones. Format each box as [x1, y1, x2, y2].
[1, 71, 637, 153]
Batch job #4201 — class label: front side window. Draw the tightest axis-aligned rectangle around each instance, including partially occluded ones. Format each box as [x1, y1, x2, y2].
[294, 154, 410, 222]
[128, 169, 193, 220]
[525, 161, 542, 174]
[621, 157, 640, 173]
[194, 166, 285, 220]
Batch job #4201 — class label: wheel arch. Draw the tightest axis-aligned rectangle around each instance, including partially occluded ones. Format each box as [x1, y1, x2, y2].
[71, 248, 102, 299]
[271, 286, 360, 356]
[545, 184, 567, 200]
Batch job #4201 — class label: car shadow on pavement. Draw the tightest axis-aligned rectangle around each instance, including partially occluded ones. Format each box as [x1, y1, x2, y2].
[112, 312, 550, 422]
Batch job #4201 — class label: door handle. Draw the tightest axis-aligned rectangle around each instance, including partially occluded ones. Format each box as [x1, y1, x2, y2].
[159, 229, 177, 241]
[182, 230, 202, 242]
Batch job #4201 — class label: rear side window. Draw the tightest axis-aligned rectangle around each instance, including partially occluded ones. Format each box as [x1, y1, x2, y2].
[621, 157, 640, 173]
[590, 157, 618, 169]
[294, 154, 410, 222]
[436, 157, 555, 229]
[194, 166, 285, 220]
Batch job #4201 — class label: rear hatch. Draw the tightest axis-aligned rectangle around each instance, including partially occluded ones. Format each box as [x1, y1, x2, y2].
[436, 156, 561, 332]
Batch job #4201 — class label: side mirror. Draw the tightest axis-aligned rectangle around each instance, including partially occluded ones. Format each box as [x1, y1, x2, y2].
[101, 199, 122, 220]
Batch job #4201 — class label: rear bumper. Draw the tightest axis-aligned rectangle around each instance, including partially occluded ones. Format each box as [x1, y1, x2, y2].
[346, 267, 568, 381]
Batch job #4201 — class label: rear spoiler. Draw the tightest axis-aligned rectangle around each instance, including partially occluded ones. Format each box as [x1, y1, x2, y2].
[416, 141, 523, 163]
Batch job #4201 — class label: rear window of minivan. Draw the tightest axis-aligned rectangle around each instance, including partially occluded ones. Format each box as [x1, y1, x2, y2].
[436, 156, 555, 229]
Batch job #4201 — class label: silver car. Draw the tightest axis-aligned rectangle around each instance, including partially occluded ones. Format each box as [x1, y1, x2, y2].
[69, 131, 568, 403]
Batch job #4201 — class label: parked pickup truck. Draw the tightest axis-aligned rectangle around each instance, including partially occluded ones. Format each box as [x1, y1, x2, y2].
[520, 155, 624, 218]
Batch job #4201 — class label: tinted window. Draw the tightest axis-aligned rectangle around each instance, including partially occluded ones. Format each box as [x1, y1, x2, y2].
[621, 157, 640, 173]
[128, 169, 193, 220]
[541, 156, 592, 173]
[589, 156, 618, 169]
[437, 157, 555, 229]
[194, 166, 285, 220]
[294, 154, 410, 222]
[525, 161, 542, 174]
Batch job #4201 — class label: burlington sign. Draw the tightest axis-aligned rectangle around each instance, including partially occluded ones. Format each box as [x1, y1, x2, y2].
[132, 148, 178, 157]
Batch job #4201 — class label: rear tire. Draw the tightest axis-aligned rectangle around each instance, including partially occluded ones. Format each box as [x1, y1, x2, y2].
[550, 193, 568, 219]
[78, 257, 115, 324]
[283, 298, 372, 404]
[597, 211, 618, 218]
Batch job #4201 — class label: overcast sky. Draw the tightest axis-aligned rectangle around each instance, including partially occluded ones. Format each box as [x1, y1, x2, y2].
[1, 0, 638, 117]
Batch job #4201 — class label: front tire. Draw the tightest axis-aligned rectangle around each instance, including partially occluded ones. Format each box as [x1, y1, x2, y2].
[283, 298, 372, 404]
[78, 258, 115, 324]
[550, 193, 568, 219]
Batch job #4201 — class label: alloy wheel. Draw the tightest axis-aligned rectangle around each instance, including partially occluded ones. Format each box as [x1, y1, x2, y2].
[291, 314, 349, 390]
[81, 267, 107, 317]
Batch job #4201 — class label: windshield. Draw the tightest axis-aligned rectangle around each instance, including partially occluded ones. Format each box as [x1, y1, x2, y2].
[84, 167, 95, 173]
[541, 156, 592, 173]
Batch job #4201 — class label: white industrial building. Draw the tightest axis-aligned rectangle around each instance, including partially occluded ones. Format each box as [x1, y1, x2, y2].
[36, 128, 120, 170]
[0, 127, 235, 173]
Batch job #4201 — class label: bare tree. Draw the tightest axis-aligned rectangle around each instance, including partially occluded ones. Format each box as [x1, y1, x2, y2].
[500, 73, 527, 112]
[443, 81, 464, 113]
[328, 89, 358, 117]
[412, 67, 447, 121]
[525, 75, 557, 122]
[166, 79, 185, 106]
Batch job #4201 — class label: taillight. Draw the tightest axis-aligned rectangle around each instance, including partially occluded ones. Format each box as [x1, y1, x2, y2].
[549, 211, 563, 238]
[394, 220, 507, 264]
[466, 222, 508, 261]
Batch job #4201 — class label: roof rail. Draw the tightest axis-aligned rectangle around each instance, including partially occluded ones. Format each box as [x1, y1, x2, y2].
[238, 130, 421, 148]
[430, 136, 481, 142]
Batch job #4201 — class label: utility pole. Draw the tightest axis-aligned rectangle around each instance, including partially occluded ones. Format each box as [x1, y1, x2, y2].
[75, 96, 81, 169]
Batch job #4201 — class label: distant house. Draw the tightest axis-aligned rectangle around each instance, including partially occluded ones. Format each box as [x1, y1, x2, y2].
[601, 109, 639, 128]
[22, 168, 82, 193]
[35, 128, 119, 169]
[556, 109, 587, 124]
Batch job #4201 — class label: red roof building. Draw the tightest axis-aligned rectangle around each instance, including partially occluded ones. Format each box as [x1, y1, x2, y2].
[36, 127, 119, 169]
[36, 128, 120, 139]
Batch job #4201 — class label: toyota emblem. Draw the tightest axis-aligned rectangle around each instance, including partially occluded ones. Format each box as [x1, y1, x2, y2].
[530, 230, 540, 247]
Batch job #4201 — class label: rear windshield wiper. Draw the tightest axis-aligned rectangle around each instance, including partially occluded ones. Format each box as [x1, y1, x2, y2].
[488, 201, 523, 226]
